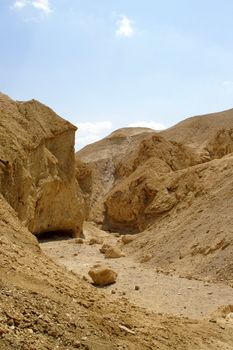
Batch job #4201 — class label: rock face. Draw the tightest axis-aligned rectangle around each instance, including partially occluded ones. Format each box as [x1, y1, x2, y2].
[76, 127, 155, 224]
[103, 134, 202, 232]
[88, 264, 117, 286]
[0, 93, 85, 236]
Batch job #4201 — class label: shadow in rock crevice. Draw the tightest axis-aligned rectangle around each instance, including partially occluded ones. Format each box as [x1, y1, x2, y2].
[36, 230, 75, 243]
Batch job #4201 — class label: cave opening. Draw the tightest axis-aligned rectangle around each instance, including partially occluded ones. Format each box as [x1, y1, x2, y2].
[36, 229, 75, 243]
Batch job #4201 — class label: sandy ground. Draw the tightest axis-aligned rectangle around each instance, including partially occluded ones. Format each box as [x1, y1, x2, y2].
[40, 222, 233, 321]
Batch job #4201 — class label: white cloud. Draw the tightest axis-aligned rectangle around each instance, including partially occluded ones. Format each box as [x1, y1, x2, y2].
[116, 15, 135, 38]
[13, 0, 27, 9]
[32, 0, 51, 13]
[128, 121, 166, 130]
[77, 121, 112, 134]
[75, 121, 113, 150]
[12, 0, 51, 13]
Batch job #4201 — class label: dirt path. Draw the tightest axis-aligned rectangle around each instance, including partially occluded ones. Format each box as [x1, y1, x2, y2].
[40, 222, 233, 320]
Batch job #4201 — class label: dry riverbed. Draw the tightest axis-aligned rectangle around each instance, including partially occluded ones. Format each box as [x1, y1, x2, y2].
[40, 222, 233, 320]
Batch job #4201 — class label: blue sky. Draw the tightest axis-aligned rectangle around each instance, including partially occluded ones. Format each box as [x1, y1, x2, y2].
[1, 0, 233, 149]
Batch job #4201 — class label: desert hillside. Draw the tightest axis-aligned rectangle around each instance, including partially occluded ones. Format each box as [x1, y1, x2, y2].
[76, 109, 233, 287]
[2, 93, 232, 349]
[160, 108, 233, 151]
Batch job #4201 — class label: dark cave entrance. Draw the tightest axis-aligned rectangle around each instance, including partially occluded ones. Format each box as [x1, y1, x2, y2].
[36, 229, 75, 243]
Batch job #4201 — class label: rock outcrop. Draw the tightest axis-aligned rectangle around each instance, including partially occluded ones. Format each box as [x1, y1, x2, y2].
[0, 92, 85, 236]
[76, 127, 155, 224]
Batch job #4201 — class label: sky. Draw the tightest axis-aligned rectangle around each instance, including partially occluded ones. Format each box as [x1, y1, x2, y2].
[1, 0, 233, 149]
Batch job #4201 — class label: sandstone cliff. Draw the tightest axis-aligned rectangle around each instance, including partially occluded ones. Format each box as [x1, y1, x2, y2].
[0, 93, 85, 236]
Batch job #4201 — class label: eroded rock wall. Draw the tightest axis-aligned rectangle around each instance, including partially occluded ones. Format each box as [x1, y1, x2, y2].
[0, 93, 85, 236]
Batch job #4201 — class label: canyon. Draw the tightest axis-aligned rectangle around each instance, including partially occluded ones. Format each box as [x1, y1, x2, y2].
[1, 92, 233, 349]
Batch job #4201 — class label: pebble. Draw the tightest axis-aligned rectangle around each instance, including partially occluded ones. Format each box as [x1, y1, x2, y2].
[73, 340, 81, 348]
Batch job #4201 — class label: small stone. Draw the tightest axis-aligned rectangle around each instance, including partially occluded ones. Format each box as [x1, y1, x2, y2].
[104, 246, 125, 259]
[209, 319, 217, 323]
[99, 244, 112, 254]
[119, 325, 135, 335]
[75, 238, 84, 244]
[140, 254, 152, 263]
[0, 326, 7, 335]
[73, 340, 81, 348]
[113, 233, 120, 238]
[89, 238, 103, 245]
[121, 235, 135, 245]
[135, 285, 140, 291]
[111, 290, 116, 294]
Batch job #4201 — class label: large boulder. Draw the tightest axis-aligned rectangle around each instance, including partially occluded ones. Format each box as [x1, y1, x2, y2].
[88, 264, 117, 286]
[0, 93, 85, 236]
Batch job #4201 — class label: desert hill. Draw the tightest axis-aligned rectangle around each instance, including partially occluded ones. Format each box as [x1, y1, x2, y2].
[2, 93, 231, 349]
[160, 108, 233, 151]
[78, 127, 154, 163]
[77, 109, 233, 228]
[76, 109, 233, 287]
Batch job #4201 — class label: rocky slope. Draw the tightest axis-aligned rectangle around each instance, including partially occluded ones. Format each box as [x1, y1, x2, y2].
[125, 154, 233, 285]
[76, 108, 233, 287]
[2, 195, 233, 349]
[0, 93, 85, 236]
